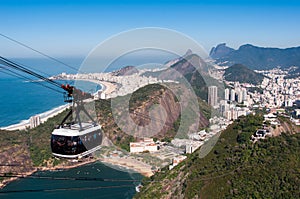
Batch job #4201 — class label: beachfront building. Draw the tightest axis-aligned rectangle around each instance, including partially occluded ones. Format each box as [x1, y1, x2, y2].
[130, 138, 158, 153]
[30, 115, 41, 128]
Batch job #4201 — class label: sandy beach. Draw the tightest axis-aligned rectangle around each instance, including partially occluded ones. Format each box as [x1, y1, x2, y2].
[0, 78, 151, 189]
[0, 79, 117, 131]
[100, 156, 153, 177]
[0, 104, 70, 131]
[75, 78, 117, 95]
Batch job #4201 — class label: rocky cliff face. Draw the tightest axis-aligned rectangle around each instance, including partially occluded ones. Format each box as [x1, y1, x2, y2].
[96, 83, 210, 149]
[130, 87, 181, 138]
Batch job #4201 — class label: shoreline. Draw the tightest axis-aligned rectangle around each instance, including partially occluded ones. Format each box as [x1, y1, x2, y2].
[0, 104, 70, 131]
[99, 156, 153, 177]
[0, 157, 98, 189]
[0, 79, 117, 131]
[0, 78, 149, 189]
[74, 78, 117, 95]
[0, 156, 152, 190]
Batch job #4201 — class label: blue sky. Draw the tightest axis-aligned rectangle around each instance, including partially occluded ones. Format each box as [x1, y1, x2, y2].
[1, 0, 300, 58]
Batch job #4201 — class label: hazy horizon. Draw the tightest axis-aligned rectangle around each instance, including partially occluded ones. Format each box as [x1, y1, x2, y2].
[1, 0, 300, 58]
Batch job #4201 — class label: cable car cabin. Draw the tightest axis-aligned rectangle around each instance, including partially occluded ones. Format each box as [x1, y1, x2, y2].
[51, 123, 102, 158]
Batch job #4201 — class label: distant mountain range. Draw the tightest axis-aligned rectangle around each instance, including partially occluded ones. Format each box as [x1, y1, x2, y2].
[210, 43, 234, 59]
[210, 43, 300, 70]
[224, 64, 265, 85]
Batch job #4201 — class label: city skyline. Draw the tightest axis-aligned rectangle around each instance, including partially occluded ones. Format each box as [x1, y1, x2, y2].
[1, 0, 300, 58]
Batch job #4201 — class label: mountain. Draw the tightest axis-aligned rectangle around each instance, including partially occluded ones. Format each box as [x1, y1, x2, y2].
[168, 53, 210, 100]
[224, 64, 265, 85]
[211, 44, 300, 70]
[136, 114, 300, 198]
[95, 84, 194, 150]
[209, 43, 234, 59]
[285, 66, 300, 79]
[145, 51, 220, 101]
[111, 65, 138, 76]
[164, 49, 193, 67]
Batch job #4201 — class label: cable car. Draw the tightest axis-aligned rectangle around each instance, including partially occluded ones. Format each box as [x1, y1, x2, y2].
[50, 85, 103, 158]
[51, 123, 102, 158]
[0, 56, 103, 159]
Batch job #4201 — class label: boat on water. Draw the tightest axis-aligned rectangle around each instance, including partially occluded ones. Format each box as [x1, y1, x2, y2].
[135, 184, 143, 192]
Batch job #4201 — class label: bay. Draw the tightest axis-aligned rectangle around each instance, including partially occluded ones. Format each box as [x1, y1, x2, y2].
[0, 162, 142, 199]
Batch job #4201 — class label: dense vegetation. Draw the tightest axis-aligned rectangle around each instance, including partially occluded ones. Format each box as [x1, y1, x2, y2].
[26, 110, 69, 166]
[224, 64, 265, 85]
[136, 114, 300, 198]
[0, 110, 69, 171]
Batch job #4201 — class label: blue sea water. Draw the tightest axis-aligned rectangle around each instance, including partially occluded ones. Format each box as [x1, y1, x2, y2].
[0, 162, 142, 199]
[0, 57, 144, 199]
[0, 57, 83, 127]
[0, 77, 101, 127]
[0, 52, 177, 127]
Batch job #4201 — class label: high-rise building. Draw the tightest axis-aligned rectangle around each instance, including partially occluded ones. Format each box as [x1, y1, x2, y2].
[208, 86, 218, 107]
[30, 115, 41, 129]
[224, 88, 230, 101]
[230, 89, 236, 101]
[237, 90, 243, 103]
[225, 110, 232, 120]
[242, 88, 247, 101]
[231, 109, 238, 120]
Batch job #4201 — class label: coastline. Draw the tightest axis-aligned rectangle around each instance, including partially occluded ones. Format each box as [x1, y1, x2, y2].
[75, 78, 117, 95]
[0, 157, 98, 189]
[0, 156, 152, 190]
[0, 104, 70, 131]
[0, 78, 149, 189]
[100, 156, 153, 177]
[0, 79, 117, 131]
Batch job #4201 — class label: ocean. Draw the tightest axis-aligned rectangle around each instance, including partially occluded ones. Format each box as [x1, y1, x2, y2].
[0, 77, 101, 127]
[0, 57, 83, 127]
[0, 57, 142, 199]
[0, 162, 142, 199]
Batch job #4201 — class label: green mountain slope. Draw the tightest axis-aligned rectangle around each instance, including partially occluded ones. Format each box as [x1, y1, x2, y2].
[224, 64, 265, 85]
[136, 114, 300, 198]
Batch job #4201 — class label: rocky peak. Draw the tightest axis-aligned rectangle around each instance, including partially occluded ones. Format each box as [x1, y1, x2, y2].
[209, 43, 234, 59]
